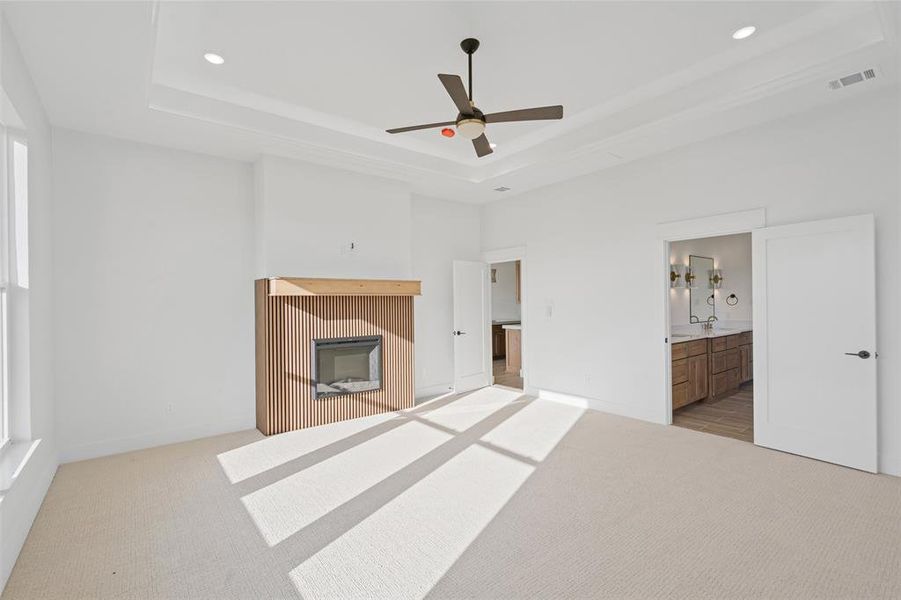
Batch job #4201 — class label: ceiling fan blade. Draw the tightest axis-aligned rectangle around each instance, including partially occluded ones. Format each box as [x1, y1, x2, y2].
[386, 121, 455, 134]
[472, 133, 493, 158]
[438, 74, 473, 115]
[484, 105, 563, 123]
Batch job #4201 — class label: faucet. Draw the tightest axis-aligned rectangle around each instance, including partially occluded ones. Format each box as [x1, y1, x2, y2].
[703, 316, 718, 332]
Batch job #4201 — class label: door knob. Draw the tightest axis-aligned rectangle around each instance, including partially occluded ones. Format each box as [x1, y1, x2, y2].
[845, 350, 871, 359]
[453, 330, 466, 336]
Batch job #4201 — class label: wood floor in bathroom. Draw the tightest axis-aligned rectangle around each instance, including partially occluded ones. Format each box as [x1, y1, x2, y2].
[493, 359, 523, 390]
[672, 383, 754, 443]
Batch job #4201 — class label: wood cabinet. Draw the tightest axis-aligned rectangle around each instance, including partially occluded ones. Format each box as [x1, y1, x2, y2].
[740, 344, 753, 383]
[492, 324, 506, 360]
[672, 382, 690, 409]
[505, 328, 522, 374]
[709, 332, 753, 400]
[672, 330, 752, 411]
[671, 339, 709, 410]
[687, 354, 708, 402]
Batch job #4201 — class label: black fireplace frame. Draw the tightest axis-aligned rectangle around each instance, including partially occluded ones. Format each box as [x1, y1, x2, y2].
[311, 335, 383, 400]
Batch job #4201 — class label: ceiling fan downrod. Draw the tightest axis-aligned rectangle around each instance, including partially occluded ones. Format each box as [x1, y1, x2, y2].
[460, 38, 480, 105]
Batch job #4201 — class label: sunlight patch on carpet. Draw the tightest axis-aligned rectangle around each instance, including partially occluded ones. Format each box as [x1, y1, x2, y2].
[289, 444, 533, 598]
[241, 420, 451, 546]
[217, 411, 400, 483]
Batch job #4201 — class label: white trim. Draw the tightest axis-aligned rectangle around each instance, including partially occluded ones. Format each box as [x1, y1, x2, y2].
[59, 415, 253, 464]
[656, 208, 766, 242]
[880, 452, 901, 478]
[415, 383, 454, 401]
[538, 389, 658, 423]
[481, 246, 528, 393]
[481, 245, 526, 264]
[656, 210, 766, 425]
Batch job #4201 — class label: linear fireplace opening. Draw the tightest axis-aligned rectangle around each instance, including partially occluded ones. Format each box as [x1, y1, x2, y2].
[312, 335, 382, 399]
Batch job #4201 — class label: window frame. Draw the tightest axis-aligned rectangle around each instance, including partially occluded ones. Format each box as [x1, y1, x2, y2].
[0, 125, 9, 451]
[0, 126, 26, 452]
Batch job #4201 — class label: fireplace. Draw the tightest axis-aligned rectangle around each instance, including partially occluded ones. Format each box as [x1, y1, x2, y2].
[255, 277, 419, 435]
[312, 336, 382, 398]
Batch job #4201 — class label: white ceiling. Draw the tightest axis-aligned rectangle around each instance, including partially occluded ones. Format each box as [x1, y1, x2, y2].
[3, 1, 899, 202]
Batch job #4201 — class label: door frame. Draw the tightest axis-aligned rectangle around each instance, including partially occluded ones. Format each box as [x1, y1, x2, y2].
[656, 209, 766, 425]
[482, 246, 529, 393]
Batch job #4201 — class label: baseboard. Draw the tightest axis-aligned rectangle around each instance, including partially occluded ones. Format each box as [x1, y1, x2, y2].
[415, 383, 454, 401]
[879, 452, 901, 477]
[538, 388, 659, 424]
[60, 416, 255, 464]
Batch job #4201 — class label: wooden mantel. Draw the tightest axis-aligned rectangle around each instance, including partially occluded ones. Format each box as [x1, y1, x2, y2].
[266, 277, 422, 297]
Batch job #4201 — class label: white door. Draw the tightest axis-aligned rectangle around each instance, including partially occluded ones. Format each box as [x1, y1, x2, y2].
[753, 214, 877, 472]
[453, 260, 490, 392]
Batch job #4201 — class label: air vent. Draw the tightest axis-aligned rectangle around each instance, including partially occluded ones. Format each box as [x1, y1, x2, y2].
[494, 186, 511, 192]
[829, 68, 877, 90]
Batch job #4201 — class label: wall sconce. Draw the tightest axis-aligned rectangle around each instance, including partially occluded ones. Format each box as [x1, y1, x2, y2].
[685, 267, 699, 289]
[669, 264, 686, 288]
[709, 269, 724, 289]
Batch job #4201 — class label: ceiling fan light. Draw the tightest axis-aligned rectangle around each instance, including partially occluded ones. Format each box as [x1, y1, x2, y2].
[456, 119, 485, 140]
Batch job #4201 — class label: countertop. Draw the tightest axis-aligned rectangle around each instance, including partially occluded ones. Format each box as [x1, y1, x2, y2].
[502, 324, 522, 331]
[670, 327, 751, 343]
[493, 320, 521, 326]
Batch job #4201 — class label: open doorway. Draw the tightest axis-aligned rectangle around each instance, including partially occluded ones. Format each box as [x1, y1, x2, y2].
[489, 260, 522, 390]
[668, 233, 753, 442]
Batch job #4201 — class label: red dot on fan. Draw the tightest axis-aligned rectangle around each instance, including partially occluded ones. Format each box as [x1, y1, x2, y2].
[441, 128, 455, 138]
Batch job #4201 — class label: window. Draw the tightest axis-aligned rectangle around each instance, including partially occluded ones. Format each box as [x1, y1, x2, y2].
[0, 129, 27, 451]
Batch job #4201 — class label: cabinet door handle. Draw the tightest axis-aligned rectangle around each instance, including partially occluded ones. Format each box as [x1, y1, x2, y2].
[844, 350, 871, 359]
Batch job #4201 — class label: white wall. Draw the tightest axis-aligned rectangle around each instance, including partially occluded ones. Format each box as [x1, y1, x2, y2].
[255, 157, 480, 398]
[255, 155, 412, 279]
[670, 233, 751, 327]
[0, 11, 57, 593]
[491, 261, 521, 322]
[52, 129, 256, 462]
[481, 89, 900, 475]
[48, 146, 479, 465]
[411, 195, 481, 397]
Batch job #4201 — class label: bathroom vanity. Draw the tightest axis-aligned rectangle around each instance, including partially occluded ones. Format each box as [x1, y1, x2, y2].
[671, 330, 752, 410]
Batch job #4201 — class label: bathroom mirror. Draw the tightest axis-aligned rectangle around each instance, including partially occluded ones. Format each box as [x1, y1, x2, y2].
[689, 255, 715, 323]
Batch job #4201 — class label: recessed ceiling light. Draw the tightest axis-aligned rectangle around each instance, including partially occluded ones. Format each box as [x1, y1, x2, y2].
[732, 26, 756, 40]
[489, 143, 497, 149]
[204, 52, 225, 65]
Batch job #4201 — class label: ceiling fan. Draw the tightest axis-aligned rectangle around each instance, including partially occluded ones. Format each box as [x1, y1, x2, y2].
[386, 38, 563, 158]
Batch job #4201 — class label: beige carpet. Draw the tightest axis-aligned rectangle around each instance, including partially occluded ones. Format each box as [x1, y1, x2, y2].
[3, 387, 900, 599]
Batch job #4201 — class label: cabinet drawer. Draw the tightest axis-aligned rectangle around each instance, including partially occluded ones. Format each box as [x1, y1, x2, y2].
[672, 342, 689, 361]
[711, 336, 727, 353]
[672, 359, 688, 384]
[725, 347, 740, 370]
[712, 368, 740, 396]
[687, 339, 708, 357]
[739, 331, 752, 346]
[672, 382, 690, 409]
[726, 334, 741, 349]
[711, 348, 740, 374]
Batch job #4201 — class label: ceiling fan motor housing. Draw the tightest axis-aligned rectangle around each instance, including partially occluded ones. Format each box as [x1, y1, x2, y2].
[456, 107, 486, 139]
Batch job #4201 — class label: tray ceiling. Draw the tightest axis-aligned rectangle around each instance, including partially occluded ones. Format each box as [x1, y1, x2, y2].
[4, 1, 898, 202]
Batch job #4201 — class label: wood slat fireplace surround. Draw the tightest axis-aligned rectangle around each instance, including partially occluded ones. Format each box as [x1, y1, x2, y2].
[254, 278, 421, 435]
